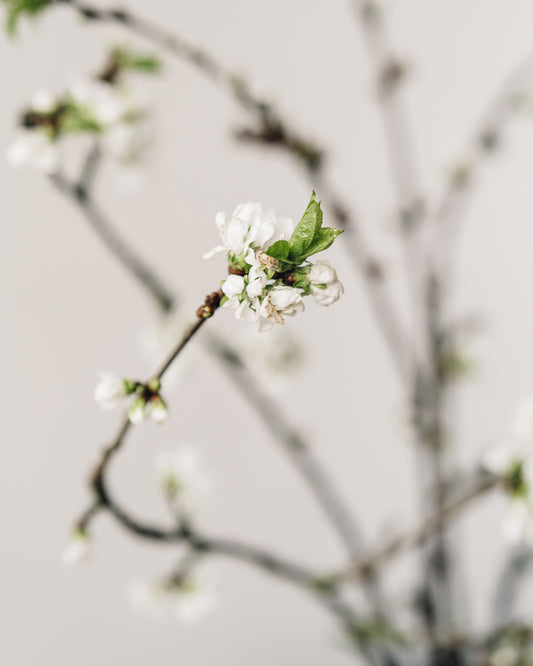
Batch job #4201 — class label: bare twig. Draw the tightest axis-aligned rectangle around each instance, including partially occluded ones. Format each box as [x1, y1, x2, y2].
[433, 49, 533, 280]
[50, 0, 410, 386]
[49, 170, 175, 313]
[51, 147, 374, 576]
[331, 473, 498, 585]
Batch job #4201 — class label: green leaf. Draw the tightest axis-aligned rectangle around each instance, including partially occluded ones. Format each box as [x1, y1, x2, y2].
[124, 54, 162, 73]
[288, 191, 323, 261]
[296, 227, 343, 262]
[2, 0, 50, 35]
[61, 104, 102, 134]
[265, 239, 290, 262]
[112, 46, 162, 74]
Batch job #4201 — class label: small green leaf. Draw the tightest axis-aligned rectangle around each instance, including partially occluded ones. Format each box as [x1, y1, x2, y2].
[61, 104, 103, 134]
[296, 227, 343, 261]
[288, 191, 323, 261]
[112, 46, 162, 74]
[265, 239, 290, 262]
[2, 0, 51, 36]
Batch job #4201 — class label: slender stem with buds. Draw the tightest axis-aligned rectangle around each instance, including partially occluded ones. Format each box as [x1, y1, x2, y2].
[52, 146, 378, 595]
[51, 0, 410, 386]
[75, 294, 365, 660]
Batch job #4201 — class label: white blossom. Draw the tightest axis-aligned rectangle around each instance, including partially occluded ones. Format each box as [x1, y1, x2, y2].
[203, 202, 294, 262]
[309, 260, 337, 285]
[309, 260, 344, 307]
[503, 499, 533, 546]
[221, 274, 245, 298]
[128, 573, 217, 624]
[94, 373, 128, 410]
[483, 397, 533, 544]
[61, 530, 91, 567]
[257, 285, 304, 332]
[128, 398, 146, 425]
[68, 79, 129, 126]
[31, 89, 58, 113]
[146, 396, 169, 424]
[6, 130, 59, 174]
[156, 445, 211, 516]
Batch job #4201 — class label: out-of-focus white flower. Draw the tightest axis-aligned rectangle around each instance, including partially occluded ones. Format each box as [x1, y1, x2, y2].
[102, 121, 150, 165]
[503, 499, 533, 546]
[6, 130, 59, 174]
[309, 260, 344, 307]
[94, 373, 168, 425]
[94, 372, 128, 410]
[61, 530, 91, 567]
[127, 579, 170, 621]
[156, 445, 210, 516]
[146, 396, 169, 424]
[68, 78, 129, 126]
[128, 397, 146, 425]
[490, 645, 519, 666]
[483, 397, 533, 545]
[128, 572, 217, 625]
[31, 89, 58, 113]
[173, 577, 218, 625]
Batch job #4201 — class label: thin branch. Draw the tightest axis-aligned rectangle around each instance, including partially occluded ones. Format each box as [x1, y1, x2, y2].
[492, 546, 533, 627]
[51, 149, 373, 578]
[331, 473, 498, 585]
[49, 169, 175, 313]
[51, 0, 410, 386]
[433, 49, 533, 277]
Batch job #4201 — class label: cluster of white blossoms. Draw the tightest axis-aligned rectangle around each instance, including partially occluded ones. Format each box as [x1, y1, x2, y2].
[6, 46, 158, 174]
[128, 571, 217, 624]
[203, 193, 344, 332]
[156, 446, 211, 518]
[483, 396, 533, 545]
[94, 373, 168, 425]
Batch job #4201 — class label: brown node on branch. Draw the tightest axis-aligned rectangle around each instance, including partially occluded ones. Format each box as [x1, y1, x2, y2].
[281, 272, 298, 287]
[99, 58, 122, 85]
[365, 259, 384, 281]
[228, 265, 246, 276]
[196, 291, 222, 319]
[379, 58, 409, 95]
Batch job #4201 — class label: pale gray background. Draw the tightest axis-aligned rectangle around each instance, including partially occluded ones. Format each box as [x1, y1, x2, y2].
[2, 1, 533, 664]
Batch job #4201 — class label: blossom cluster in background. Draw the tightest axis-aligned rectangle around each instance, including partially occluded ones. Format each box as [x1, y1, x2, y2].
[483, 396, 533, 544]
[203, 193, 344, 332]
[5, 45, 160, 173]
[94, 372, 168, 424]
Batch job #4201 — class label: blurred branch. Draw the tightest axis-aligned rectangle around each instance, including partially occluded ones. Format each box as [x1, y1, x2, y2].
[49, 166, 175, 314]
[331, 472, 498, 585]
[352, 1, 423, 234]
[433, 49, 533, 275]
[73, 308, 367, 658]
[352, 1, 462, 640]
[492, 546, 533, 628]
[52, 145, 378, 582]
[51, 0, 411, 386]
